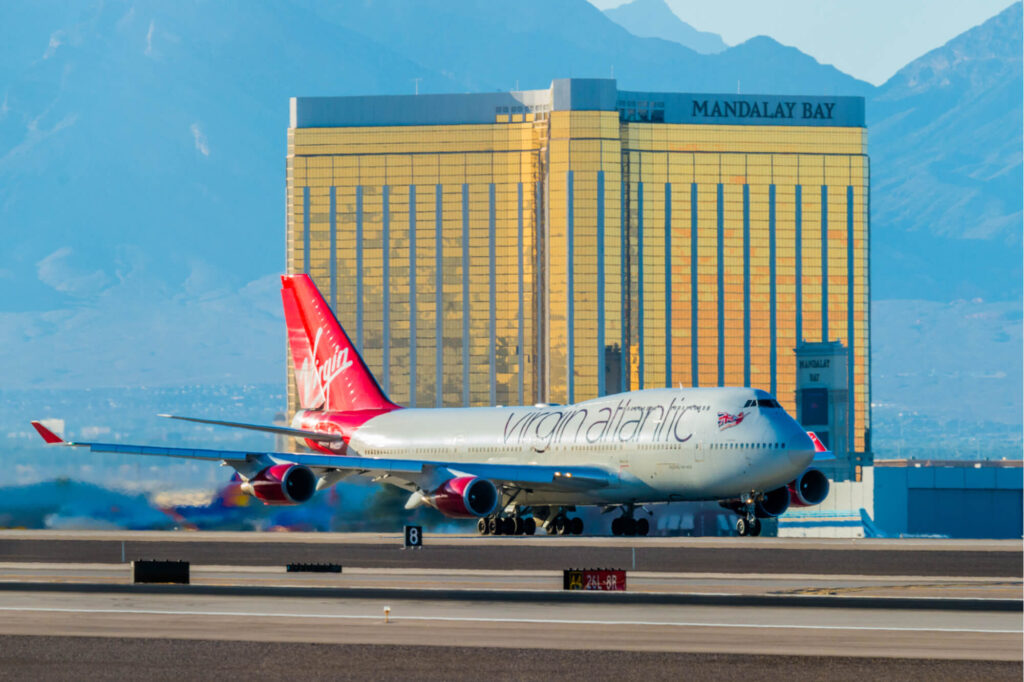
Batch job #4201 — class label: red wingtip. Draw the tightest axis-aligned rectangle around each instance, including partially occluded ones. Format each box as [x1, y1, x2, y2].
[31, 421, 65, 444]
[807, 431, 828, 453]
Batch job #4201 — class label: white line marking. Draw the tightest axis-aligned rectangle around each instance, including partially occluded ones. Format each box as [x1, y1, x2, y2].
[0, 606, 1018, 634]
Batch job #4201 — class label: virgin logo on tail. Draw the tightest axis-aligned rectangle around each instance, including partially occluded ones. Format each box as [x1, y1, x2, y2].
[299, 327, 354, 408]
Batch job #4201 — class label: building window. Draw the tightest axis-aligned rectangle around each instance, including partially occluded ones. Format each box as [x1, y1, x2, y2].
[801, 387, 829, 425]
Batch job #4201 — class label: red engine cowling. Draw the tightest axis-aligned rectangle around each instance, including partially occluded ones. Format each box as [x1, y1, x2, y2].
[788, 468, 830, 507]
[755, 485, 791, 518]
[244, 464, 317, 505]
[428, 476, 499, 518]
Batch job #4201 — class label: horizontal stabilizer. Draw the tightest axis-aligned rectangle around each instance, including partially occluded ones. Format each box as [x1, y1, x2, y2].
[158, 414, 345, 443]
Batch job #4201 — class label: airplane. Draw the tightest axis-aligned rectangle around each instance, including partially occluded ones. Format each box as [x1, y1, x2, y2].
[32, 273, 830, 538]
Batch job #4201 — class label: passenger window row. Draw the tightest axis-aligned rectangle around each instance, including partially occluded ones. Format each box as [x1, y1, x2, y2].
[710, 442, 786, 450]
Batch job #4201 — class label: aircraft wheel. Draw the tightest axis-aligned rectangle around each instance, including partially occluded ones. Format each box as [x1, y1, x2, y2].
[635, 517, 649, 536]
[478, 517, 490, 535]
[749, 517, 762, 537]
[570, 517, 584, 535]
[513, 517, 525, 535]
[524, 517, 537, 535]
[623, 516, 637, 536]
[488, 516, 500, 535]
[546, 523, 557, 535]
[611, 517, 623, 536]
[554, 516, 569, 535]
[501, 517, 516, 535]
[735, 516, 749, 537]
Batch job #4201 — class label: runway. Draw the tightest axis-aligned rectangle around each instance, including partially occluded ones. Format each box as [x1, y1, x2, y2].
[1, 563, 1021, 604]
[0, 587, 1020, 661]
[3, 637, 1019, 681]
[1, 530, 1020, 577]
[0, 532, 1019, 677]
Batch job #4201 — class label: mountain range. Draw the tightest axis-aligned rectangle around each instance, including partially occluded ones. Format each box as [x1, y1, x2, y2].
[0, 0, 1020, 453]
[868, 3, 1022, 300]
[603, 0, 728, 54]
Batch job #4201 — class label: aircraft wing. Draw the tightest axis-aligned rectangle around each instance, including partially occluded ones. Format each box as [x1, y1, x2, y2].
[157, 414, 346, 443]
[30, 421, 614, 494]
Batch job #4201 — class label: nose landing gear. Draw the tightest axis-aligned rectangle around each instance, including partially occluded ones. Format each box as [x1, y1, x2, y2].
[735, 515, 762, 537]
[730, 494, 763, 537]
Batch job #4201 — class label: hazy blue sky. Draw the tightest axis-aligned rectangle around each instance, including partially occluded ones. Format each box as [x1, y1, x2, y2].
[590, 0, 1017, 84]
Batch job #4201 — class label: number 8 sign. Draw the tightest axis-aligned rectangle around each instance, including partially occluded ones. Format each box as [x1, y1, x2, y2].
[404, 525, 423, 548]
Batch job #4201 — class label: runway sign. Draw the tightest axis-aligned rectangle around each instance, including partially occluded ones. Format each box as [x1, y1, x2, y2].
[132, 560, 189, 584]
[563, 569, 627, 591]
[404, 525, 423, 548]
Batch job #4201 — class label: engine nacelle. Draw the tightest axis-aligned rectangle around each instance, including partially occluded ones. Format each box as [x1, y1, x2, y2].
[788, 468, 830, 507]
[755, 485, 791, 518]
[243, 464, 317, 505]
[427, 476, 499, 518]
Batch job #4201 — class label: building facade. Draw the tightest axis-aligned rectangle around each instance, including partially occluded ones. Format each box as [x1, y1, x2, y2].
[872, 459, 1023, 539]
[286, 79, 870, 459]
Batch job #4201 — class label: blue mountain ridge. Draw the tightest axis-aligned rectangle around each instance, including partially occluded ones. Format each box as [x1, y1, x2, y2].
[869, 2, 1022, 300]
[603, 0, 728, 54]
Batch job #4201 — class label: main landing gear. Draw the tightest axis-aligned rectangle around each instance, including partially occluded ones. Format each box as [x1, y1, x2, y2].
[477, 511, 536, 536]
[610, 505, 650, 537]
[533, 506, 583, 535]
[546, 514, 584, 536]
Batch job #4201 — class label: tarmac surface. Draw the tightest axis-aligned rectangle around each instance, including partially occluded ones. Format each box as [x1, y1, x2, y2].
[1, 531, 1020, 577]
[0, 532, 1020, 676]
[2, 562, 1020, 600]
[0, 588, 1020, 660]
[2, 636, 1020, 681]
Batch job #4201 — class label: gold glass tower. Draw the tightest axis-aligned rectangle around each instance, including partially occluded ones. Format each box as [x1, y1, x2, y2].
[287, 79, 870, 460]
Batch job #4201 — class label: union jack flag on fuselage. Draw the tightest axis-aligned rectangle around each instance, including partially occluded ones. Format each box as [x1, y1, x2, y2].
[717, 411, 745, 430]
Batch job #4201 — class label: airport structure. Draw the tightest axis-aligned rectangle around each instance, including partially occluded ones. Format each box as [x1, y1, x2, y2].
[872, 459, 1023, 539]
[285, 78, 871, 486]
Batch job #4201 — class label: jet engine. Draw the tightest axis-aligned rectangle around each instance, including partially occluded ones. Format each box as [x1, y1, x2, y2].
[755, 485, 791, 518]
[788, 468, 830, 507]
[242, 464, 317, 505]
[427, 476, 499, 518]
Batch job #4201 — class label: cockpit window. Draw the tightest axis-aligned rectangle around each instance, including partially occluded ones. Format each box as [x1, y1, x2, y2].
[757, 399, 781, 408]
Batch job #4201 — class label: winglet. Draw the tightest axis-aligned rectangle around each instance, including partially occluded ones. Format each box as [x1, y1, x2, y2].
[31, 421, 66, 444]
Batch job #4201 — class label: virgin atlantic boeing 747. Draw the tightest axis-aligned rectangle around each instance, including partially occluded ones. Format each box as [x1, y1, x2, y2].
[32, 274, 830, 537]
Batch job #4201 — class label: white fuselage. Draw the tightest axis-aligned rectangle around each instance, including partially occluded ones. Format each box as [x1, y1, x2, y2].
[346, 387, 816, 506]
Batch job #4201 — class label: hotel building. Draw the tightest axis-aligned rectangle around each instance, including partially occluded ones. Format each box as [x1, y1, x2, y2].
[286, 79, 870, 464]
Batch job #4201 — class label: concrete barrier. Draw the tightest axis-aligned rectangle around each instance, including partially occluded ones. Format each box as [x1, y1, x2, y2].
[286, 563, 342, 573]
[132, 560, 189, 584]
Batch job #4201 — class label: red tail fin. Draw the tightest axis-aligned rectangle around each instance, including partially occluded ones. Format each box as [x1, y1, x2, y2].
[281, 274, 396, 412]
[807, 431, 829, 453]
